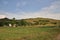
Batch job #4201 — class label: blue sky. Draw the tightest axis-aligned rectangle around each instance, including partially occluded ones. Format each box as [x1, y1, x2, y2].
[0, 0, 60, 19]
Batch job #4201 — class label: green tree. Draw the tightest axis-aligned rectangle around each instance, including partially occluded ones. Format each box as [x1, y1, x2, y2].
[0, 22, 4, 26]
[20, 19, 27, 26]
[11, 18, 16, 27]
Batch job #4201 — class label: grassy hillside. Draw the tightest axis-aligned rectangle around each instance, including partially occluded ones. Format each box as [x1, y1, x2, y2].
[0, 17, 60, 27]
[0, 27, 60, 40]
[24, 18, 60, 27]
[0, 18, 60, 40]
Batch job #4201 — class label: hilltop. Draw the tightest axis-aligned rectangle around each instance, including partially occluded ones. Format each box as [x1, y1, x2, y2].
[0, 17, 60, 27]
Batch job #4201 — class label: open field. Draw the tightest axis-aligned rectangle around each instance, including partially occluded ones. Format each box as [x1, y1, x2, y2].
[0, 27, 60, 40]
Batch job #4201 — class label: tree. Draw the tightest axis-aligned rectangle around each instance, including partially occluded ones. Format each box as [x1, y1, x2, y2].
[0, 22, 4, 26]
[11, 18, 16, 27]
[20, 19, 27, 26]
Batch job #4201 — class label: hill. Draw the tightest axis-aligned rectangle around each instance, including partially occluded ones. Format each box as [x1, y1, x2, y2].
[23, 18, 60, 27]
[0, 17, 60, 27]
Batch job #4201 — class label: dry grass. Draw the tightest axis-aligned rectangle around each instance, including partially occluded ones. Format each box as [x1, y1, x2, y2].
[0, 27, 60, 40]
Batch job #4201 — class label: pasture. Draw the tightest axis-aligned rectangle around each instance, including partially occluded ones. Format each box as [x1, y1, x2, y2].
[0, 26, 60, 40]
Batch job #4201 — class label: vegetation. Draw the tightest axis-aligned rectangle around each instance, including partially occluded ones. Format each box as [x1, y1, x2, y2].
[0, 17, 60, 40]
[0, 27, 60, 40]
[0, 17, 60, 27]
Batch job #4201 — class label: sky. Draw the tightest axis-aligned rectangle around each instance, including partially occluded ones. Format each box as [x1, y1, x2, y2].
[0, 0, 60, 19]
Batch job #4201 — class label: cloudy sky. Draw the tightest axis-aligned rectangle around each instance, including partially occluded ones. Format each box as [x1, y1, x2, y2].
[0, 0, 60, 19]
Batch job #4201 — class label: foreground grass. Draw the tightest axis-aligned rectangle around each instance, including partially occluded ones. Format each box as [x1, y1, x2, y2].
[0, 27, 60, 40]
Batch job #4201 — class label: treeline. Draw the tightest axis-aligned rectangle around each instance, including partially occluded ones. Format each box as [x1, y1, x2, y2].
[0, 18, 60, 27]
[0, 18, 33, 27]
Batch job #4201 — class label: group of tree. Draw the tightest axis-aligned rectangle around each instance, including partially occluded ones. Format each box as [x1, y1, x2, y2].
[0, 18, 32, 27]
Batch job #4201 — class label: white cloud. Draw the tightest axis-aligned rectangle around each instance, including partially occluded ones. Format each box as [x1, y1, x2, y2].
[0, 0, 60, 20]
[16, 0, 60, 20]
[37, 0, 60, 19]
[19, 0, 60, 20]
[0, 15, 6, 19]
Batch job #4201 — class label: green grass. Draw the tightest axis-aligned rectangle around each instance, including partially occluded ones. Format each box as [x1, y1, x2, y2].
[0, 27, 60, 40]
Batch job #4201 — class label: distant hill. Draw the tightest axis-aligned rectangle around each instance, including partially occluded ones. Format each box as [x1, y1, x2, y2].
[0, 17, 60, 27]
[23, 18, 60, 27]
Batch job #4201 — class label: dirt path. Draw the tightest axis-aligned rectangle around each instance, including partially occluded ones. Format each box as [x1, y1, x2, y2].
[55, 34, 60, 40]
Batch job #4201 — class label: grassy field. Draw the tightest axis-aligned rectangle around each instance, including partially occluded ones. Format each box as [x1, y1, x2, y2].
[0, 27, 60, 40]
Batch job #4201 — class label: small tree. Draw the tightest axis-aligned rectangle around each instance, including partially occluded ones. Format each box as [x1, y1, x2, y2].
[20, 19, 27, 26]
[12, 18, 16, 27]
[0, 22, 4, 26]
